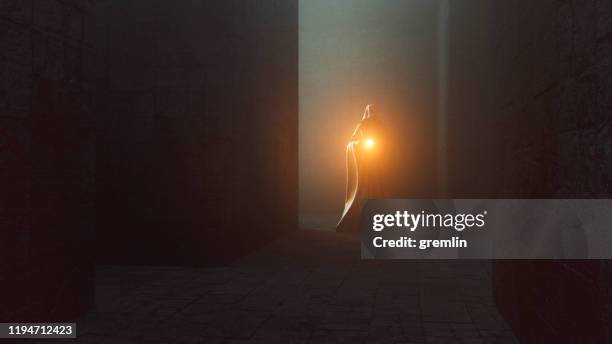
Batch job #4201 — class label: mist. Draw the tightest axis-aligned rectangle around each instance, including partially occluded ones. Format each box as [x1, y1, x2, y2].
[299, 0, 443, 229]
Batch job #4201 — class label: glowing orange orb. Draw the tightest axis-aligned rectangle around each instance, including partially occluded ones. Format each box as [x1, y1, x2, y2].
[365, 138, 375, 149]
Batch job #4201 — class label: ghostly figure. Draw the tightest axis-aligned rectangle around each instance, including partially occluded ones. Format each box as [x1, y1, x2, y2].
[337, 104, 387, 232]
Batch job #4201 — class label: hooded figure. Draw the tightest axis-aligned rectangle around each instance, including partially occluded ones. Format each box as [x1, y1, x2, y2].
[337, 104, 387, 232]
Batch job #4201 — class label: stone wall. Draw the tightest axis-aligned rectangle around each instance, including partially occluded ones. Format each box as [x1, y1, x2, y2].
[94, 0, 298, 265]
[446, 0, 612, 342]
[0, 0, 298, 320]
[0, 0, 96, 320]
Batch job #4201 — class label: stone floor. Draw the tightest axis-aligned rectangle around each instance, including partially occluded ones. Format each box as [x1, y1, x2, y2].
[32, 229, 517, 343]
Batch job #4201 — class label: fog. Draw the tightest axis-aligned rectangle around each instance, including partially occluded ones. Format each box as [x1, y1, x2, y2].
[299, 0, 443, 229]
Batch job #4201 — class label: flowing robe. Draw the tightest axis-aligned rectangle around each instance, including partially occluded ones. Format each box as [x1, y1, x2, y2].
[336, 114, 386, 232]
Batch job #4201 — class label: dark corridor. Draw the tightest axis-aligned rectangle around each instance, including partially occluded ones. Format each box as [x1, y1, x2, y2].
[2, 0, 612, 343]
